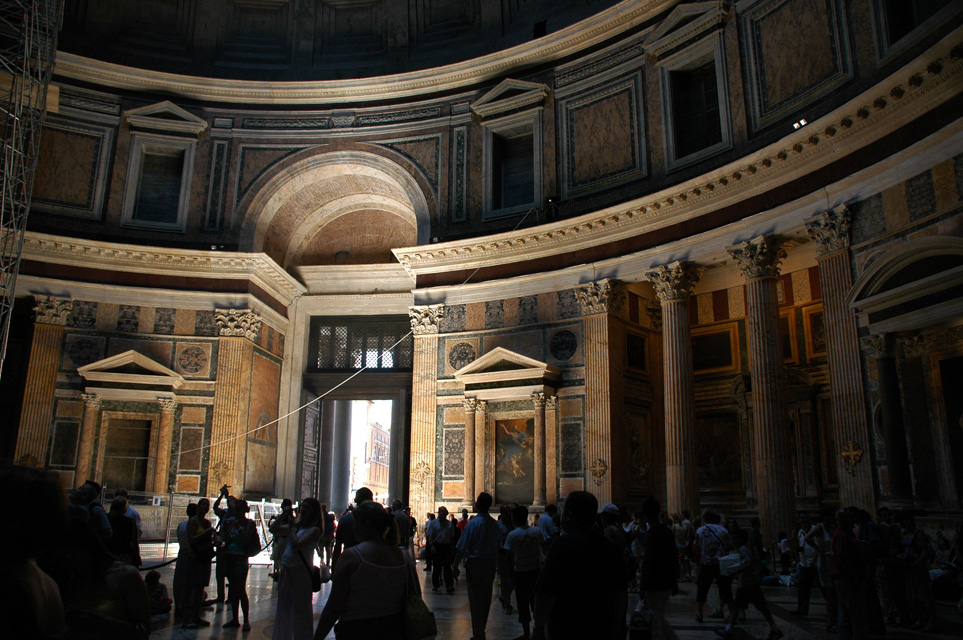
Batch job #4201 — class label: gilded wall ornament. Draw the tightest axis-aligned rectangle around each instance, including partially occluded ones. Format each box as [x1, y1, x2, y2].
[574, 279, 625, 316]
[644, 261, 703, 302]
[726, 236, 788, 280]
[413, 460, 431, 486]
[805, 204, 851, 257]
[409, 304, 444, 335]
[215, 308, 262, 341]
[33, 296, 72, 326]
[590, 457, 608, 486]
[841, 440, 863, 476]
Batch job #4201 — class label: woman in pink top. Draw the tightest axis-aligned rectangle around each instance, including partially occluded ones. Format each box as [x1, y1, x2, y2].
[313, 501, 419, 640]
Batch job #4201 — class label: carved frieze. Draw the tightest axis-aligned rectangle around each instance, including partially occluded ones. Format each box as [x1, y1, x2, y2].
[33, 296, 72, 326]
[805, 204, 852, 257]
[726, 235, 788, 280]
[645, 261, 703, 302]
[215, 308, 262, 341]
[409, 304, 444, 335]
[574, 279, 625, 316]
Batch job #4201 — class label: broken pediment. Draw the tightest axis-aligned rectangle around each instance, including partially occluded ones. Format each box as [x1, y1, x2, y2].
[78, 350, 184, 394]
[642, 1, 730, 61]
[124, 100, 209, 135]
[470, 78, 550, 120]
[455, 347, 561, 400]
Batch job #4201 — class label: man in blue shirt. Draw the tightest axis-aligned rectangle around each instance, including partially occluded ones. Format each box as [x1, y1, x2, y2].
[453, 492, 501, 640]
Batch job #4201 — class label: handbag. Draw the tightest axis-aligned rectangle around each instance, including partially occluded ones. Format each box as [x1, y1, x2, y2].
[403, 550, 437, 640]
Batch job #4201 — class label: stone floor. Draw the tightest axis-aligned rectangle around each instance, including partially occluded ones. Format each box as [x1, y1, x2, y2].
[143, 556, 963, 640]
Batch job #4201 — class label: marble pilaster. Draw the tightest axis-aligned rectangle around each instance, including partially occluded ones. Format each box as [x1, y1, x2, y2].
[462, 397, 478, 506]
[806, 206, 876, 510]
[154, 398, 177, 494]
[545, 396, 558, 505]
[475, 400, 488, 495]
[408, 305, 443, 525]
[645, 261, 702, 515]
[531, 392, 547, 507]
[727, 236, 795, 542]
[574, 279, 624, 503]
[14, 297, 72, 469]
[76, 393, 101, 483]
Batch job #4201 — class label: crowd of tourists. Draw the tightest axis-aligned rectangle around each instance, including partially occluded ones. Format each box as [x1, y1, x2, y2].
[4, 463, 962, 640]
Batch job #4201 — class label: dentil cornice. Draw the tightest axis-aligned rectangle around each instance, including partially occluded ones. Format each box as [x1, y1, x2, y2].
[394, 27, 963, 280]
[21, 231, 306, 305]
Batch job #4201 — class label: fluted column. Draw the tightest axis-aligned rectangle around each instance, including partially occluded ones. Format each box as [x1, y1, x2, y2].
[545, 396, 558, 505]
[462, 397, 478, 506]
[531, 392, 547, 507]
[408, 305, 443, 524]
[76, 393, 101, 483]
[475, 400, 488, 494]
[15, 297, 72, 469]
[153, 398, 177, 494]
[209, 309, 260, 495]
[574, 279, 625, 503]
[806, 206, 876, 510]
[645, 261, 702, 515]
[727, 236, 795, 542]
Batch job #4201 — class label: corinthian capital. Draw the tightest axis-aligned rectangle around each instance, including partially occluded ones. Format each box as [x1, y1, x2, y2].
[645, 261, 703, 302]
[726, 236, 788, 280]
[463, 397, 480, 413]
[805, 204, 851, 257]
[574, 279, 625, 316]
[215, 308, 262, 341]
[34, 296, 73, 326]
[860, 334, 892, 358]
[531, 392, 546, 408]
[158, 397, 178, 413]
[409, 304, 444, 335]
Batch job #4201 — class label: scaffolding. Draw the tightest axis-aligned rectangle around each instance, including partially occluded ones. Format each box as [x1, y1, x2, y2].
[0, 1, 63, 379]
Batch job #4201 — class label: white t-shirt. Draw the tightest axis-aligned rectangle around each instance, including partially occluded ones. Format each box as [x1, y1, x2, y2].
[425, 517, 453, 545]
[537, 514, 557, 539]
[504, 525, 545, 572]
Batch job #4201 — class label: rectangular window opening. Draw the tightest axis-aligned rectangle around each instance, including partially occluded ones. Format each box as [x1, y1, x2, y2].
[670, 59, 722, 160]
[133, 147, 185, 224]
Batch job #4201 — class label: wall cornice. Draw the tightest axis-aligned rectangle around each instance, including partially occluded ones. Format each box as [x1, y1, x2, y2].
[394, 26, 963, 280]
[53, 1, 673, 106]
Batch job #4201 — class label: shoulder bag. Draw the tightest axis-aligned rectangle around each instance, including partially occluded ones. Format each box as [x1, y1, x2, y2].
[403, 550, 437, 640]
[296, 532, 329, 592]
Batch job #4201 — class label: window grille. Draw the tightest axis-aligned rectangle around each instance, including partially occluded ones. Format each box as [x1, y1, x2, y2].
[309, 316, 413, 371]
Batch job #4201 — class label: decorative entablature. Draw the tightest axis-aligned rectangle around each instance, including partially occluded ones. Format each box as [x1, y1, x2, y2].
[78, 350, 184, 401]
[470, 79, 551, 120]
[393, 26, 963, 282]
[124, 100, 208, 135]
[454, 347, 562, 402]
[20, 231, 306, 309]
[641, 0, 731, 61]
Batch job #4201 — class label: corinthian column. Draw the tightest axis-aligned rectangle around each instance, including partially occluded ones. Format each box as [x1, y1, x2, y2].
[209, 309, 260, 495]
[645, 261, 702, 515]
[154, 398, 178, 494]
[726, 236, 795, 542]
[462, 397, 478, 506]
[531, 392, 547, 507]
[574, 279, 625, 503]
[546, 396, 558, 505]
[15, 297, 73, 469]
[408, 304, 443, 524]
[805, 206, 876, 510]
[76, 393, 101, 483]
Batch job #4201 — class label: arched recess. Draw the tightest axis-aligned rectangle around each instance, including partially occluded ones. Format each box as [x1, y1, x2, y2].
[847, 236, 963, 333]
[237, 149, 432, 268]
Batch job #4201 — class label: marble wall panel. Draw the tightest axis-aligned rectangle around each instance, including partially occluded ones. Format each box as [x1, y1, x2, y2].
[195, 310, 218, 337]
[883, 183, 911, 231]
[108, 338, 173, 368]
[557, 290, 581, 320]
[56, 400, 83, 419]
[483, 330, 542, 361]
[696, 294, 714, 324]
[244, 440, 276, 494]
[560, 421, 583, 473]
[485, 300, 504, 329]
[236, 145, 307, 204]
[547, 326, 582, 365]
[560, 397, 583, 420]
[181, 406, 207, 425]
[443, 406, 466, 425]
[906, 170, 937, 221]
[791, 269, 812, 306]
[503, 298, 520, 327]
[33, 119, 112, 219]
[933, 158, 960, 211]
[537, 292, 558, 324]
[154, 308, 176, 335]
[138, 307, 156, 334]
[174, 309, 196, 336]
[440, 304, 467, 333]
[519, 296, 538, 326]
[376, 136, 441, 190]
[559, 477, 584, 499]
[466, 302, 485, 331]
[176, 474, 200, 494]
[728, 286, 746, 319]
[69, 301, 97, 329]
[443, 480, 464, 500]
[62, 334, 105, 370]
[443, 428, 464, 476]
[95, 303, 118, 332]
[117, 306, 139, 333]
[851, 193, 886, 245]
[249, 353, 281, 445]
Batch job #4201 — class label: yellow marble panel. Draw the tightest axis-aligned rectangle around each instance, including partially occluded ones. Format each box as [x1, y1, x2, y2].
[791, 269, 812, 305]
[883, 183, 910, 231]
[109, 338, 173, 368]
[932, 159, 959, 212]
[727, 286, 746, 319]
[176, 474, 200, 494]
[56, 399, 83, 419]
[537, 292, 557, 324]
[465, 303, 485, 331]
[52, 470, 75, 491]
[503, 298, 520, 327]
[174, 309, 196, 336]
[95, 303, 119, 331]
[696, 293, 714, 325]
[443, 481, 464, 500]
[444, 406, 466, 425]
[181, 405, 207, 425]
[559, 477, 584, 499]
[138, 307, 155, 334]
[560, 397, 583, 419]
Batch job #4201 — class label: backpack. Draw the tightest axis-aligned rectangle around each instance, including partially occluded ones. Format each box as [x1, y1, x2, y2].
[244, 522, 262, 557]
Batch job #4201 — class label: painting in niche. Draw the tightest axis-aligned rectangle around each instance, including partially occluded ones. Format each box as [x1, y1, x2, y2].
[695, 413, 742, 490]
[626, 332, 647, 372]
[778, 309, 798, 364]
[494, 418, 535, 505]
[691, 322, 740, 375]
[626, 411, 651, 491]
[803, 304, 826, 360]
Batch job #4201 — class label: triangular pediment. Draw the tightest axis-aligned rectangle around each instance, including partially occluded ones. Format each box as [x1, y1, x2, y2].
[78, 350, 184, 389]
[642, 1, 729, 60]
[124, 100, 208, 135]
[471, 79, 550, 119]
[454, 347, 561, 384]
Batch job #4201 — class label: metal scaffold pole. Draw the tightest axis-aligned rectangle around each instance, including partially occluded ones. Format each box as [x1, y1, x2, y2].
[0, 0, 63, 379]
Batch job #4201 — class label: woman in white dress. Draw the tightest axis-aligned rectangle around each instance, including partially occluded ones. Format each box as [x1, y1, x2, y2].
[273, 497, 322, 640]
